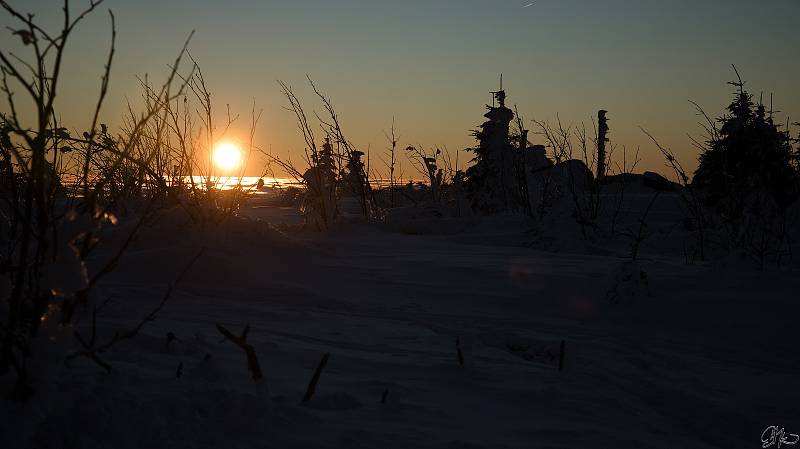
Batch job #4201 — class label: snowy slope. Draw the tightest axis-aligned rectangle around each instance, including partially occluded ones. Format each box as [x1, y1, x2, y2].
[2, 200, 798, 449]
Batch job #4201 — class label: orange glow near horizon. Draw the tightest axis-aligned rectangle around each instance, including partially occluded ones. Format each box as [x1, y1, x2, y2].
[212, 142, 243, 172]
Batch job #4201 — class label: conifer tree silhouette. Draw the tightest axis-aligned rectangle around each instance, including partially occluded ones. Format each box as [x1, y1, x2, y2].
[465, 86, 516, 213]
[693, 72, 799, 214]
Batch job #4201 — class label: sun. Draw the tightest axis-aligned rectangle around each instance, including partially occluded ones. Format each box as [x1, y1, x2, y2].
[212, 142, 243, 172]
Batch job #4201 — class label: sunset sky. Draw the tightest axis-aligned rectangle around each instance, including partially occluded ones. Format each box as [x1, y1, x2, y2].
[3, 0, 799, 179]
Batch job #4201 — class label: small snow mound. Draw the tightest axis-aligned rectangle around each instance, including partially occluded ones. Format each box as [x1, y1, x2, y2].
[186, 353, 225, 382]
[604, 260, 649, 304]
[384, 204, 474, 235]
[306, 391, 363, 411]
[479, 333, 560, 366]
[445, 440, 487, 449]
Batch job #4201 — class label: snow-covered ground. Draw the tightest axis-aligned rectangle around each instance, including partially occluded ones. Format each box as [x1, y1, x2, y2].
[3, 195, 799, 449]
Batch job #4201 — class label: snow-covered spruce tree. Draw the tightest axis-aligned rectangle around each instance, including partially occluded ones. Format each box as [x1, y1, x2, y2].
[317, 136, 337, 184]
[692, 75, 800, 259]
[464, 89, 519, 213]
[694, 88, 798, 210]
[343, 149, 372, 216]
[302, 136, 339, 229]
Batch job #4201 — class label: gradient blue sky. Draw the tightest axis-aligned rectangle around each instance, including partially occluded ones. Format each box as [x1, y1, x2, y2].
[2, 0, 799, 178]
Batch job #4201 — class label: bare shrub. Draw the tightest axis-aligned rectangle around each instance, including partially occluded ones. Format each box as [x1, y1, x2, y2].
[0, 0, 194, 400]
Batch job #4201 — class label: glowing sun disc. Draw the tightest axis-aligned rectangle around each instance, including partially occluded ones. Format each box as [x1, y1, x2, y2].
[212, 142, 242, 171]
